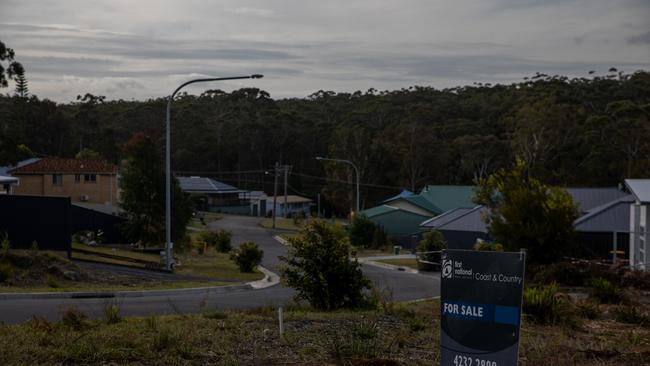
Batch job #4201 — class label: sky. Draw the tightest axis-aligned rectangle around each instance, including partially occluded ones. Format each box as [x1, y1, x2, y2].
[1, 0, 649, 102]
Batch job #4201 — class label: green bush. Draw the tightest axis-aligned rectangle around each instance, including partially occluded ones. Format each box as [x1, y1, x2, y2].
[0, 262, 12, 282]
[199, 230, 232, 253]
[523, 283, 566, 324]
[591, 277, 621, 304]
[103, 302, 121, 324]
[280, 220, 372, 310]
[230, 241, 263, 272]
[473, 241, 504, 252]
[348, 214, 376, 248]
[417, 229, 446, 271]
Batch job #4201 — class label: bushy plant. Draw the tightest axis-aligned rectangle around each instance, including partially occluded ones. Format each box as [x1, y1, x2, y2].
[613, 306, 649, 326]
[0, 263, 12, 282]
[417, 229, 446, 271]
[591, 277, 621, 304]
[103, 302, 121, 324]
[61, 306, 88, 330]
[280, 220, 372, 310]
[198, 229, 232, 253]
[1, 234, 10, 257]
[473, 240, 504, 251]
[523, 283, 570, 324]
[230, 241, 263, 272]
[348, 214, 376, 248]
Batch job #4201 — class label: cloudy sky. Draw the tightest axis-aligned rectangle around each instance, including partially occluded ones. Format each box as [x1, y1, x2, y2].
[1, 0, 649, 102]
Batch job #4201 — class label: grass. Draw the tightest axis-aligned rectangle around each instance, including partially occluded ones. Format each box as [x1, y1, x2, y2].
[72, 243, 160, 263]
[174, 249, 264, 282]
[354, 247, 394, 258]
[260, 217, 306, 231]
[375, 258, 419, 270]
[0, 299, 648, 365]
[72, 244, 263, 282]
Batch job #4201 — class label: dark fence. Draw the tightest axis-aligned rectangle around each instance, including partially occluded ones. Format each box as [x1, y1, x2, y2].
[0, 195, 71, 253]
[70, 204, 126, 243]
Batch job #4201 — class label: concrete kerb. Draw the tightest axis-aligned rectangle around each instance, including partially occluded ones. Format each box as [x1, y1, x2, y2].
[358, 255, 420, 274]
[0, 265, 281, 300]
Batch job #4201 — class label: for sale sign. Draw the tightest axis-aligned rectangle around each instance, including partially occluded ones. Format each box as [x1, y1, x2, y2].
[440, 249, 526, 366]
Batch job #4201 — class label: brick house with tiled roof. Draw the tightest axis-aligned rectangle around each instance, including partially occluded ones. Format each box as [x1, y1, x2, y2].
[10, 158, 119, 205]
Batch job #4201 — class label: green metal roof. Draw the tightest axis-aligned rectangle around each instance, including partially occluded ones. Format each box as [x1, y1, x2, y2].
[366, 208, 431, 236]
[402, 195, 442, 214]
[418, 185, 476, 212]
[362, 205, 399, 218]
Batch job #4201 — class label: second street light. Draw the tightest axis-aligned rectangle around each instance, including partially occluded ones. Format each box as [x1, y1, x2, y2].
[316, 156, 360, 215]
[164, 74, 263, 271]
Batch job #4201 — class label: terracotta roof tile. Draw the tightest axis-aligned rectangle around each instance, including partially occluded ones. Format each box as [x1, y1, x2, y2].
[11, 158, 117, 174]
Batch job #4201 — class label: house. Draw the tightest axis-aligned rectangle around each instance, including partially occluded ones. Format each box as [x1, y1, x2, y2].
[266, 195, 313, 217]
[362, 186, 475, 241]
[242, 190, 268, 217]
[626, 179, 650, 271]
[9, 158, 119, 205]
[419, 187, 633, 257]
[0, 175, 19, 194]
[178, 176, 249, 214]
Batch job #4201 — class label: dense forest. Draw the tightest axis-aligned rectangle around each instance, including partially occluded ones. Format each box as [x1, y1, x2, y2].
[0, 70, 649, 214]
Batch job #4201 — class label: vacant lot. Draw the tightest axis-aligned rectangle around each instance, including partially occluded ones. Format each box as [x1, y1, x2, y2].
[0, 298, 647, 365]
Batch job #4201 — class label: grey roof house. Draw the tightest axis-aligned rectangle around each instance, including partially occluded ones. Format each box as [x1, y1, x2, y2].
[178, 176, 250, 214]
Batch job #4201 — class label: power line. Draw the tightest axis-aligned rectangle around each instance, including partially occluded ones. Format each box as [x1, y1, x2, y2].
[290, 171, 403, 190]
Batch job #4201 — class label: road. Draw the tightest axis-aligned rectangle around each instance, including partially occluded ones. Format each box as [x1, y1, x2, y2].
[0, 216, 438, 324]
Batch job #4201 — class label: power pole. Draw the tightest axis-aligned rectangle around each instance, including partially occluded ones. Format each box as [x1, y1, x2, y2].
[272, 162, 279, 229]
[283, 165, 291, 218]
[317, 193, 321, 218]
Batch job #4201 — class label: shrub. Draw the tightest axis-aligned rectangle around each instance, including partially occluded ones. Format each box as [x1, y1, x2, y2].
[523, 283, 569, 324]
[280, 220, 372, 310]
[473, 240, 504, 252]
[417, 229, 446, 271]
[348, 214, 376, 248]
[230, 241, 263, 272]
[576, 300, 600, 320]
[0, 263, 12, 282]
[1, 234, 10, 257]
[198, 230, 232, 252]
[61, 306, 88, 330]
[591, 277, 621, 304]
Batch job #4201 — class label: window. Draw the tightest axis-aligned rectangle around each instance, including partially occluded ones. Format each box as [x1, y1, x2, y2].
[75, 174, 81, 183]
[52, 174, 63, 185]
[84, 174, 97, 183]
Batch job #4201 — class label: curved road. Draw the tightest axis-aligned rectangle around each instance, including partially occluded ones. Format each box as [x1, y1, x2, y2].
[0, 216, 438, 324]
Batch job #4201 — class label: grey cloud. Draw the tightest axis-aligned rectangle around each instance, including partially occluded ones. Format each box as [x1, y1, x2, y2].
[627, 31, 650, 44]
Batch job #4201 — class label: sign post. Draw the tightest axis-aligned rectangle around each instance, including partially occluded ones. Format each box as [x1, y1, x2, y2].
[440, 249, 526, 366]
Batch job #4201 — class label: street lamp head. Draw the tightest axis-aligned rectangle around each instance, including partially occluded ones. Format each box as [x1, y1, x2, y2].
[251, 74, 264, 79]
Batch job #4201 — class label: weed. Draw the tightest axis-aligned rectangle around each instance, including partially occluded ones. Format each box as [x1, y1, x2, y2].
[61, 306, 87, 330]
[63, 338, 98, 363]
[45, 273, 59, 288]
[576, 300, 600, 320]
[591, 277, 621, 304]
[30, 316, 53, 333]
[103, 301, 121, 324]
[523, 283, 571, 325]
[408, 316, 427, 332]
[144, 315, 158, 331]
[613, 306, 649, 326]
[203, 311, 228, 320]
[152, 327, 179, 351]
[1, 234, 10, 257]
[0, 262, 12, 282]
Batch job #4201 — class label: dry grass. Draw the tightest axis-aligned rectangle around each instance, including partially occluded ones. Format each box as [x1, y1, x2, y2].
[0, 299, 647, 365]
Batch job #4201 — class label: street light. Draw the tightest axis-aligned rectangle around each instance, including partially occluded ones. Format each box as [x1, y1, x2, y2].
[165, 74, 263, 271]
[316, 156, 360, 215]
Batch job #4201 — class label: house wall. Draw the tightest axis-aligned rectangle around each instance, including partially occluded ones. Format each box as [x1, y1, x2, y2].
[369, 210, 430, 237]
[13, 173, 118, 205]
[629, 203, 648, 271]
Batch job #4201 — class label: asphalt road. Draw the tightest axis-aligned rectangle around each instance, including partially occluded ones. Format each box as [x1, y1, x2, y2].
[0, 216, 439, 324]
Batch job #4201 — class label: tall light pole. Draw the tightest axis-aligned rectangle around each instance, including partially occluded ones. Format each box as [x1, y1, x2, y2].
[316, 156, 360, 215]
[165, 74, 263, 271]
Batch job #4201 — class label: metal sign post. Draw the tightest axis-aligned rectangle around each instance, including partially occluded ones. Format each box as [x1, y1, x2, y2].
[440, 249, 526, 366]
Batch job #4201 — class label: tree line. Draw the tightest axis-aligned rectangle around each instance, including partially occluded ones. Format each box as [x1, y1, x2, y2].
[0, 50, 648, 215]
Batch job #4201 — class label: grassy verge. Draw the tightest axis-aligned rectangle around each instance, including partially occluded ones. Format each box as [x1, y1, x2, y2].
[375, 258, 419, 270]
[0, 281, 228, 293]
[260, 217, 306, 231]
[354, 247, 393, 258]
[0, 299, 647, 365]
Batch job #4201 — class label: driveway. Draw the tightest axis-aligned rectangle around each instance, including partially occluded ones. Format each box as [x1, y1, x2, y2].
[0, 215, 438, 324]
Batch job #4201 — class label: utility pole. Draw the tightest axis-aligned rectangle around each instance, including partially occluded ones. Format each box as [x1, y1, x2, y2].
[317, 193, 321, 218]
[283, 165, 291, 218]
[272, 162, 279, 229]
